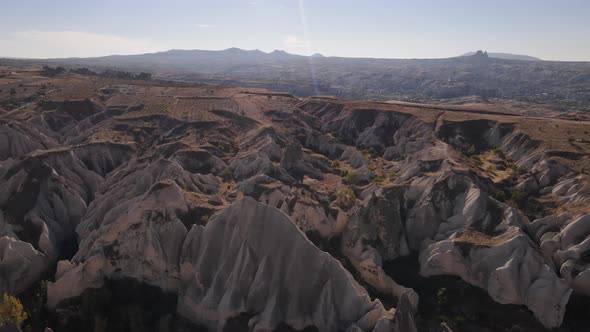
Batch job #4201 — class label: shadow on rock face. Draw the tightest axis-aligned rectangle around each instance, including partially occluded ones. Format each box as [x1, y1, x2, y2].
[46, 278, 206, 332]
[382, 255, 585, 332]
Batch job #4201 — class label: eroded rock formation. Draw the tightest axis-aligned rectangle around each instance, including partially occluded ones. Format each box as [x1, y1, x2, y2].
[1, 69, 589, 331]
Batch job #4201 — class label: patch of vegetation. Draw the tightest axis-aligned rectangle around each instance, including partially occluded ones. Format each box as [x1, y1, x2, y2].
[492, 146, 505, 158]
[454, 314, 466, 325]
[372, 173, 385, 183]
[388, 171, 399, 180]
[330, 160, 341, 169]
[509, 164, 527, 175]
[511, 189, 527, 208]
[40, 65, 66, 77]
[458, 144, 476, 157]
[199, 214, 210, 224]
[343, 170, 360, 185]
[494, 190, 507, 202]
[70, 67, 97, 76]
[100, 69, 152, 80]
[485, 165, 493, 173]
[336, 187, 356, 207]
[436, 287, 448, 306]
[470, 155, 483, 166]
[0, 293, 28, 331]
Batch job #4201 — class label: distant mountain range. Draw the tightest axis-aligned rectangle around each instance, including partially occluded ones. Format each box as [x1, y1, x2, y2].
[14, 47, 589, 111]
[460, 51, 541, 61]
[38, 48, 552, 77]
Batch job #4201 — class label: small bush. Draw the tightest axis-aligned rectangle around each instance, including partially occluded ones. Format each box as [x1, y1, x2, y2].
[470, 155, 483, 166]
[510, 164, 526, 175]
[372, 174, 385, 183]
[330, 160, 341, 169]
[455, 315, 466, 326]
[436, 288, 448, 306]
[199, 214, 209, 224]
[337, 187, 356, 207]
[388, 171, 399, 180]
[485, 165, 493, 173]
[492, 146, 505, 158]
[467, 145, 476, 155]
[511, 189, 527, 207]
[344, 171, 360, 185]
[494, 190, 507, 201]
[0, 293, 28, 331]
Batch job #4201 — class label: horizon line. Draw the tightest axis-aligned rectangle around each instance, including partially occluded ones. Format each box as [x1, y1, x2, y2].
[5, 47, 590, 63]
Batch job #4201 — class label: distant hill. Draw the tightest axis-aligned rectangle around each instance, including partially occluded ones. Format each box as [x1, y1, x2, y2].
[461, 51, 541, 61]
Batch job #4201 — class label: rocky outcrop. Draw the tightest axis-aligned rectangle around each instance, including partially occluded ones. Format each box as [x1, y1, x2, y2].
[529, 214, 590, 297]
[178, 197, 408, 331]
[0, 236, 49, 294]
[76, 159, 219, 239]
[420, 227, 571, 328]
[0, 121, 57, 160]
[414, 182, 572, 328]
[171, 148, 227, 175]
[48, 180, 191, 307]
[49, 197, 415, 331]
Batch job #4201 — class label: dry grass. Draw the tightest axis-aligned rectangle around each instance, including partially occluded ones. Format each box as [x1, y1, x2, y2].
[88, 128, 135, 145]
[454, 228, 517, 247]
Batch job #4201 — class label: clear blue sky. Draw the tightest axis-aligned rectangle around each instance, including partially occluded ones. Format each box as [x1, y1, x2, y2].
[0, 0, 588, 60]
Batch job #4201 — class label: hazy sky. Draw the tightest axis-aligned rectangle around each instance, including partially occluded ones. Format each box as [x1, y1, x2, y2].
[1, 0, 589, 61]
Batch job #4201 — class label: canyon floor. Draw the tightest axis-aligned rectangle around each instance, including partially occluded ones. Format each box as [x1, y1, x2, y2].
[1, 65, 590, 332]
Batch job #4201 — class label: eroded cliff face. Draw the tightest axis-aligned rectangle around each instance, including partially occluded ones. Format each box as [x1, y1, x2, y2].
[1, 74, 589, 331]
